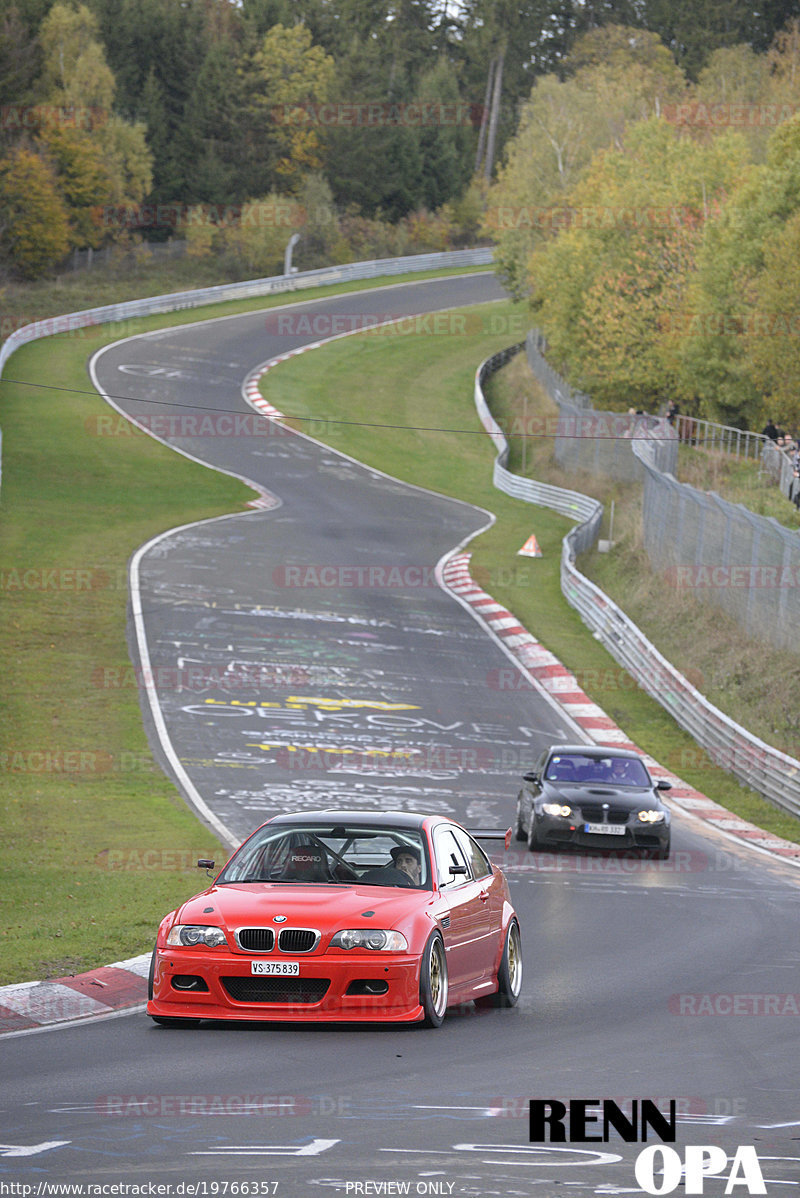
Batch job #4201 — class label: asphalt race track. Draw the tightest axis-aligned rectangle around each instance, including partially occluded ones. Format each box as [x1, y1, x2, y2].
[2, 274, 799, 1196]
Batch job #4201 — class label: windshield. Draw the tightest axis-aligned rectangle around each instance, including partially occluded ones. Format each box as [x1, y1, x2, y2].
[545, 754, 651, 787]
[218, 823, 431, 889]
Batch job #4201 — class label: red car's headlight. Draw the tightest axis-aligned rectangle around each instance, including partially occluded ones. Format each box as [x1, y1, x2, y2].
[166, 924, 227, 948]
[330, 929, 408, 951]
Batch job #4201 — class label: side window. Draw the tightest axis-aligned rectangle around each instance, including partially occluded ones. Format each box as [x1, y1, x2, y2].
[433, 828, 470, 888]
[453, 829, 492, 881]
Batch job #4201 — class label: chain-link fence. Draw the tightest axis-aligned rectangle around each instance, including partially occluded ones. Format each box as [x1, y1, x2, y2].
[525, 330, 678, 481]
[634, 446, 800, 652]
[526, 329, 800, 654]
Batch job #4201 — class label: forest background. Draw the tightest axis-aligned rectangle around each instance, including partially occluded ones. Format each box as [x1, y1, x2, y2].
[4, 0, 800, 428]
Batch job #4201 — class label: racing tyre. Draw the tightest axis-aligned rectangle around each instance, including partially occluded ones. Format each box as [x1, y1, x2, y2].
[477, 919, 523, 1009]
[147, 942, 157, 1000]
[527, 815, 543, 852]
[655, 838, 671, 861]
[514, 794, 527, 842]
[495, 920, 523, 1007]
[420, 932, 448, 1027]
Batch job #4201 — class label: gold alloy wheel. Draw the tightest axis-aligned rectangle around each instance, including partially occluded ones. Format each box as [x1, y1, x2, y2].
[429, 937, 448, 1018]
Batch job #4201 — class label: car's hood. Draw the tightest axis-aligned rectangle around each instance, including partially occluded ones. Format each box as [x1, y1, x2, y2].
[544, 784, 662, 809]
[178, 883, 431, 930]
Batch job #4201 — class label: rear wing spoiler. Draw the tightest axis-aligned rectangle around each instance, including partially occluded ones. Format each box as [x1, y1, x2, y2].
[468, 827, 513, 851]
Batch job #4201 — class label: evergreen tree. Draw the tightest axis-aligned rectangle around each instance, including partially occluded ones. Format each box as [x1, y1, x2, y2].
[0, 5, 42, 111]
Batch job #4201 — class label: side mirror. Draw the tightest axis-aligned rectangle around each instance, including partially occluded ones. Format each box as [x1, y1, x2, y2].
[655, 780, 672, 791]
[197, 858, 215, 869]
[523, 772, 539, 784]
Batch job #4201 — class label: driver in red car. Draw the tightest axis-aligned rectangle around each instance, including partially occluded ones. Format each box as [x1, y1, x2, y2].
[390, 845, 421, 885]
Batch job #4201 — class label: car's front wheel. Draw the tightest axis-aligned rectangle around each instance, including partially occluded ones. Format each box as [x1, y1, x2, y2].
[420, 932, 448, 1027]
[527, 813, 543, 852]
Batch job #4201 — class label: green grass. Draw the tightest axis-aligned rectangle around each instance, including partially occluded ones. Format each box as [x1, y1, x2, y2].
[262, 315, 800, 846]
[1, 342, 245, 983]
[0, 265, 489, 985]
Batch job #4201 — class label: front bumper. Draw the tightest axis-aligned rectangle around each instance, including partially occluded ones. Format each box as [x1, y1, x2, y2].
[533, 813, 669, 853]
[147, 947, 424, 1023]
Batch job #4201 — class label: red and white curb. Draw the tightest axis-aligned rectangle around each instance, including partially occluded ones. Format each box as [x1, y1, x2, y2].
[243, 361, 289, 419]
[443, 552, 800, 865]
[0, 954, 150, 1035]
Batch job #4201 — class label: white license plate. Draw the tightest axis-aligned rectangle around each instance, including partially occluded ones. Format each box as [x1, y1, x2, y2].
[584, 823, 626, 836]
[251, 960, 300, 976]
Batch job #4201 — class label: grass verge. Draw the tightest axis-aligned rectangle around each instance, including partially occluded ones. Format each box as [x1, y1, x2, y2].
[262, 313, 800, 845]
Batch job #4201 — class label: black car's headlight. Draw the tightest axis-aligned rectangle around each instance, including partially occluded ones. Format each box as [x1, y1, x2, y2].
[637, 810, 666, 823]
[166, 924, 227, 947]
[331, 929, 408, 951]
[542, 802, 572, 817]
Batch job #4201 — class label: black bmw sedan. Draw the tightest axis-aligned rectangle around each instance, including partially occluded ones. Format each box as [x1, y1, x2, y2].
[515, 744, 672, 859]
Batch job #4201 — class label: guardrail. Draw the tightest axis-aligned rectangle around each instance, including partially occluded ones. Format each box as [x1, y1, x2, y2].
[474, 346, 601, 530]
[0, 247, 494, 497]
[0, 247, 494, 375]
[476, 344, 800, 820]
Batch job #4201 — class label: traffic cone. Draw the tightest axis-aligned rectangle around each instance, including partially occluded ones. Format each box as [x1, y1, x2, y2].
[518, 534, 542, 558]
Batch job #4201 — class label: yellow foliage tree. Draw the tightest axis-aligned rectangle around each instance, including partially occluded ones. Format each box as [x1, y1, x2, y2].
[38, 2, 115, 117]
[0, 147, 71, 278]
[249, 24, 336, 192]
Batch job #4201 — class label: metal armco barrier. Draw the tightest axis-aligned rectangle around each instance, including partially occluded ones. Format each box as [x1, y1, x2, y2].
[0, 247, 494, 496]
[0, 247, 494, 376]
[476, 343, 800, 820]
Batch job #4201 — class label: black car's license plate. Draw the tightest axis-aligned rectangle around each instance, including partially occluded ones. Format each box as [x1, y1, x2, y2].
[584, 823, 625, 835]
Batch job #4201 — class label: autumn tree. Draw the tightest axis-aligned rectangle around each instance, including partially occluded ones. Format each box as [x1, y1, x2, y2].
[744, 210, 800, 428]
[527, 117, 746, 410]
[0, 147, 70, 278]
[38, 1, 115, 115]
[33, 0, 152, 243]
[37, 124, 114, 248]
[247, 23, 336, 192]
[678, 112, 800, 426]
[484, 26, 688, 296]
